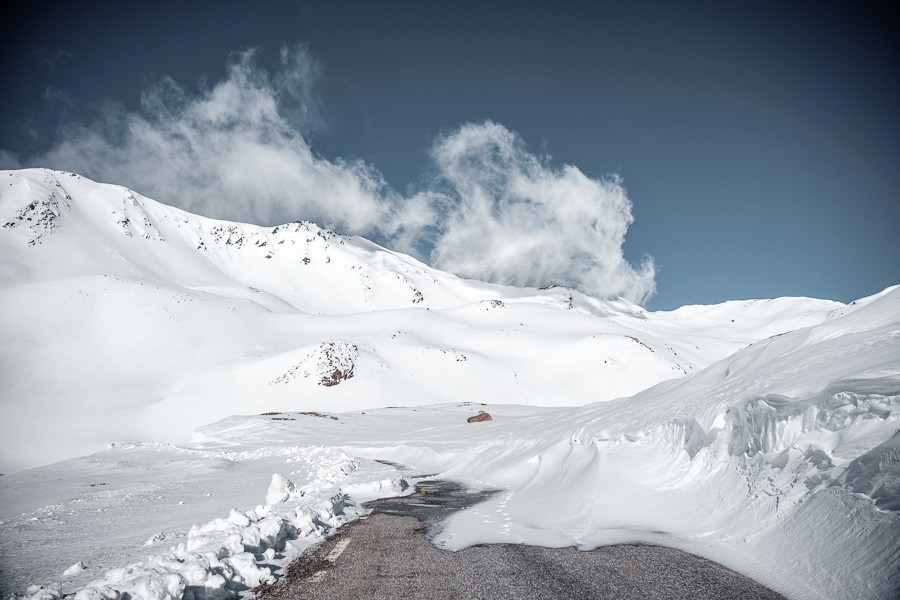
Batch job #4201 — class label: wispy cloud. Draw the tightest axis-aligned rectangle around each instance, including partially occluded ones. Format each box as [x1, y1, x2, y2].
[1, 45, 655, 303]
[36, 47, 73, 71]
[428, 121, 655, 302]
[21, 45, 392, 231]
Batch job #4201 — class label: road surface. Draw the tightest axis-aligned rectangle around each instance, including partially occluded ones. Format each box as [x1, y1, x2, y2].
[259, 480, 785, 600]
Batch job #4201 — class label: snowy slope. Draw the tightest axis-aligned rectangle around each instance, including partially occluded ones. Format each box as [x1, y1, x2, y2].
[2, 287, 896, 599]
[193, 287, 900, 599]
[424, 288, 900, 600]
[0, 168, 896, 599]
[0, 169, 852, 473]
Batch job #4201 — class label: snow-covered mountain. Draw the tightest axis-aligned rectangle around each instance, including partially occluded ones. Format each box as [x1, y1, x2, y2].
[0, 169, 854, 472]
[0, 168, 897, 600]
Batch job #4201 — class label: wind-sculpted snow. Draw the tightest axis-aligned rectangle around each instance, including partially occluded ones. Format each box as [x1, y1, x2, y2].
[728, 382, 900, 457]
[840, 431, 900, 511]
[424, 289, 900, 600]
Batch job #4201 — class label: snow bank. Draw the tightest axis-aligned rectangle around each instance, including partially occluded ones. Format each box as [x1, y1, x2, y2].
[16, 494, 357, 600]
[2, 444, 409, 600]
[427, 288, 900, 600]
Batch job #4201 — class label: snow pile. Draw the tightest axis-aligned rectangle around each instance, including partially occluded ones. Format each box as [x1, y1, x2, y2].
[17, 495, 359, 600]
[0, 442, 409, 599]
[265, 473, 300, 505]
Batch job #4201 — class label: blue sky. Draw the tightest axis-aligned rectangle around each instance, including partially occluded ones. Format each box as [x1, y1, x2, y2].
[2, 1, 897, 309]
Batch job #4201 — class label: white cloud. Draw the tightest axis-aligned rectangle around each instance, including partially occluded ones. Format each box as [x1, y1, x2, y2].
[428, 121, 655, 302]
[9, 46, 655, 304]
[32, 45, 391, 233]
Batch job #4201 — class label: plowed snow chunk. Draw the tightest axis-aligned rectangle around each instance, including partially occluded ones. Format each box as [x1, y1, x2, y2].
[266, 474, 300, 505]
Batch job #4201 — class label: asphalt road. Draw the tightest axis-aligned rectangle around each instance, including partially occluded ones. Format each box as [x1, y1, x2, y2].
[259, 480, 785, 600]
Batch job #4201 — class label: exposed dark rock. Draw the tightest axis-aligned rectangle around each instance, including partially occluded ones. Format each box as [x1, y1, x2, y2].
[467, 411, 492, 423]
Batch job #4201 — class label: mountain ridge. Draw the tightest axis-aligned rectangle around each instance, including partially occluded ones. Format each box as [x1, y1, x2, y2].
[0, 168, 873, 472]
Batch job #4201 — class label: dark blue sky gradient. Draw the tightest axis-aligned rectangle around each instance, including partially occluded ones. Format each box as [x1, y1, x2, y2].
[2, 1, 897, 309]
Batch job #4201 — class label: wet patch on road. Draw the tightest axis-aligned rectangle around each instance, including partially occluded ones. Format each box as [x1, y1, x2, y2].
[364, 479, 500, 538]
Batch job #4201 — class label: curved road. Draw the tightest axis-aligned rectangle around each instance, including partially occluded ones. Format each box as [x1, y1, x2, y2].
[259, 480, 784, 600]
